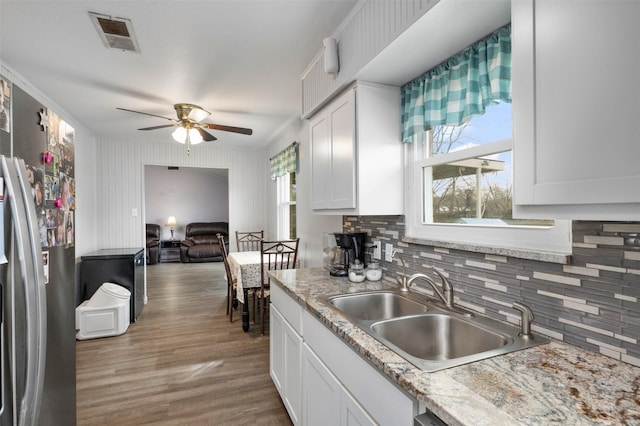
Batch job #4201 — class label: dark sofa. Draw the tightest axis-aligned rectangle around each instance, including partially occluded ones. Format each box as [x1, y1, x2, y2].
[180, 222, 229, 263]
[146, 223, 161, 265]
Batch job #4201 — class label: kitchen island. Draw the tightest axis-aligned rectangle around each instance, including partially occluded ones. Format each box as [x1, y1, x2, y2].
[269, 267, 640, 425]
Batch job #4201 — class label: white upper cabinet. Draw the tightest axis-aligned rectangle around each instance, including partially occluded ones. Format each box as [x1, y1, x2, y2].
[310, 89, 357, 210]
[512, 0, 640, 220]
[309, 82, 403, 215]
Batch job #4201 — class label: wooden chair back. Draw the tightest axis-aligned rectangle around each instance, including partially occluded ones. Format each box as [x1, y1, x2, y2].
[217, 233, 236, 320]
[236, 230, 264, 252]
[260, 238, 300, 279]
[217, 233, 233, 279]
[258, 238, 299, 335]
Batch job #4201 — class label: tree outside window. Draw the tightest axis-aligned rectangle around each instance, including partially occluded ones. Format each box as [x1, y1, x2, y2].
[420, 102, 552, 227]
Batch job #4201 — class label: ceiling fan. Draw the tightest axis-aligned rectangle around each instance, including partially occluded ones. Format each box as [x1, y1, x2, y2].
[117, 103, 253, 153]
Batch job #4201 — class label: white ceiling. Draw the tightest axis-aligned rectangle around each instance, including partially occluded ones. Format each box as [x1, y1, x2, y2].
[0, 0, 512, 149]
[0, 0, 359, 148]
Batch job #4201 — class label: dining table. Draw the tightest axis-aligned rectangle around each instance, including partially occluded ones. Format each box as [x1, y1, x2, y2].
[226, 250, 269, 332]
[227, 250, 300, 331]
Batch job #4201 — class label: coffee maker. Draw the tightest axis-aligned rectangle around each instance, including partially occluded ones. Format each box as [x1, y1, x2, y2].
[329, 232, 367, 277]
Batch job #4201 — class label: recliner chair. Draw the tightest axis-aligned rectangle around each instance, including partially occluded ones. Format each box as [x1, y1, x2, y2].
[180, 222, 229, 262]
[146, 224, 161, 265]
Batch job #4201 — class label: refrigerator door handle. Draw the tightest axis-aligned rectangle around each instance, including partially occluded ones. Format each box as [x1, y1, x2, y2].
[1, 157, 47, 425]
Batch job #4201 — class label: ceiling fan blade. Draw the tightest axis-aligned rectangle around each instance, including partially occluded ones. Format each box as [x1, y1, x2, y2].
[116, 107, 177, 122]
[196, 127, 217, 142]
[201, 123, 253, 135]
[138, 124, 178, 131]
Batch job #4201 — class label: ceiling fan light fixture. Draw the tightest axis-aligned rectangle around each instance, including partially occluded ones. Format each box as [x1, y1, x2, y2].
[188, 107, 210, 123]
[172, 127, 203, 145]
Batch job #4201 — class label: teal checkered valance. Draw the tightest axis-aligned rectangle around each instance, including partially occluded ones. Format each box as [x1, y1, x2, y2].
[270, 142, 298, 179]
[401, 24, 512, 143]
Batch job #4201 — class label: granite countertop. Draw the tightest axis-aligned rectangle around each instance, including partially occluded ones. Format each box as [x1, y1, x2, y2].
[269, 267, 640, 426]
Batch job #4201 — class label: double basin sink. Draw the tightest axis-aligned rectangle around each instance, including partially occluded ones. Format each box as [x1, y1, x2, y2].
[325, 290, 549, 372]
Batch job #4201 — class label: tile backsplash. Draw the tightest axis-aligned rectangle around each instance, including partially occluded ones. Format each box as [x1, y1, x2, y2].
[343, 216, 640, 367]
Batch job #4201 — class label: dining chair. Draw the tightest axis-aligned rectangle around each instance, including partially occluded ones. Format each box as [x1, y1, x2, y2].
[258, 238, 300, 335]
[236, 230, 264, 252]
[217, 233, 237, 322]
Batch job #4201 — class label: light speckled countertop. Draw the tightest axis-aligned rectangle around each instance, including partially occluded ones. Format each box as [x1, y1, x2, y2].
[269, 268, 640, 426]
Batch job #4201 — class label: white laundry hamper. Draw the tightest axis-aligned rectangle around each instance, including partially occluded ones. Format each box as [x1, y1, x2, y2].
[75, 282, 131, 340]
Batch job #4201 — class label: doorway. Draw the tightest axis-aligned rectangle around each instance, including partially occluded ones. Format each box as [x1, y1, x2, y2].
[143, 164, 229, 247]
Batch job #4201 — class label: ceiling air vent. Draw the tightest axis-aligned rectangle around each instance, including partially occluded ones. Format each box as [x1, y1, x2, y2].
[89, 12, 141, 53]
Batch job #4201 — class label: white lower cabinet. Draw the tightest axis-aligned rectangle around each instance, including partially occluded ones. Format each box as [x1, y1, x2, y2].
[301, 343, 341, 426]
[302, 343, 375, 426]
[270, 284, 418, 426]
[270, 304, 303, 425]
[302, 310, 418, 426]
[341, 385, 377, 426]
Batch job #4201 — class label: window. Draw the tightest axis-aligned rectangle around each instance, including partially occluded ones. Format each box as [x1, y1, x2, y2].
[421, 102, 551, 226]
[270, 142, 298, 240]
[405, 103, 571, 255]
[401, 24, 570, 256]
[277, 172, 296, 239]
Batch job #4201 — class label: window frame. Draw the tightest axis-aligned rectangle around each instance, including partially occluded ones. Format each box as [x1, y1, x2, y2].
[276, 172, 296, 240]
[404, 133, 572, 257]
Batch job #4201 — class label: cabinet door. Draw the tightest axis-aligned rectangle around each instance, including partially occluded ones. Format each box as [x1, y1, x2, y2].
[270, 305, 302, 425]
[302, 343, 341, 426]
[303, 343, 375, 426]
[283, 315, 302, 425]
[328, 89, 356, 209]
[341, 390, 376, 426]
[270, 305, 285, 396]
[310, 113, 332, 210]
[512, 0, 640, 219]
[310, 88, 356, 210]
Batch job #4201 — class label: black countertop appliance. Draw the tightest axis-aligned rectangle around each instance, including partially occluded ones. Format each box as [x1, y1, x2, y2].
[329, 232, 367, 277]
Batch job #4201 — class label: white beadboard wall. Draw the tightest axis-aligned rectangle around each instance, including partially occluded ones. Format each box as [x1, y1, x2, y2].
[301, 0, 438, 117]
[96, 138, 267, 251]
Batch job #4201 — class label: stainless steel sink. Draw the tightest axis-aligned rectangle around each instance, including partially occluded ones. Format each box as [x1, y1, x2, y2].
[328, 292, 428, 321]
[372, 314, 510, 361]
[324, 290, 549, 372]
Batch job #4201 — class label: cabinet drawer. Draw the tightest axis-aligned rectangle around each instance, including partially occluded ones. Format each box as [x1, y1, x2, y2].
[271, 284, 303, 335]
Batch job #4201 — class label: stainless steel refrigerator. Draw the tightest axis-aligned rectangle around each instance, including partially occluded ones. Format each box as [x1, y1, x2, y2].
[0, 78, 76, 425]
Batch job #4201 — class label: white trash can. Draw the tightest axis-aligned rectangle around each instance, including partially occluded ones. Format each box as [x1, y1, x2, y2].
[75, 282, 131, 340]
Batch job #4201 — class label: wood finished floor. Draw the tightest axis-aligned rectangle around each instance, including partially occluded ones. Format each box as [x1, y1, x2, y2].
[76, 262, 292, 425]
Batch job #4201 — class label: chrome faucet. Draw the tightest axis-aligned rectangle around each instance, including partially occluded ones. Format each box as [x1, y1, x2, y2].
[512, 302, 534, 339]
[392, 250, 410, 292]
[407, 269, 454, 309]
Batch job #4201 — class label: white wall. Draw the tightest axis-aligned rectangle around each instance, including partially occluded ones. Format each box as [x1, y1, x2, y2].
[96, 138, 266, 252]
[267, 118, 341, 268]
[144, 165, 229, 241]
[73, 125, 98, 255]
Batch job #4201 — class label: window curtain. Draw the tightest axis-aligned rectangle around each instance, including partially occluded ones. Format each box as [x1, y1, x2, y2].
[401, 24, 511, 143]
[270, 142, 298, 180]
